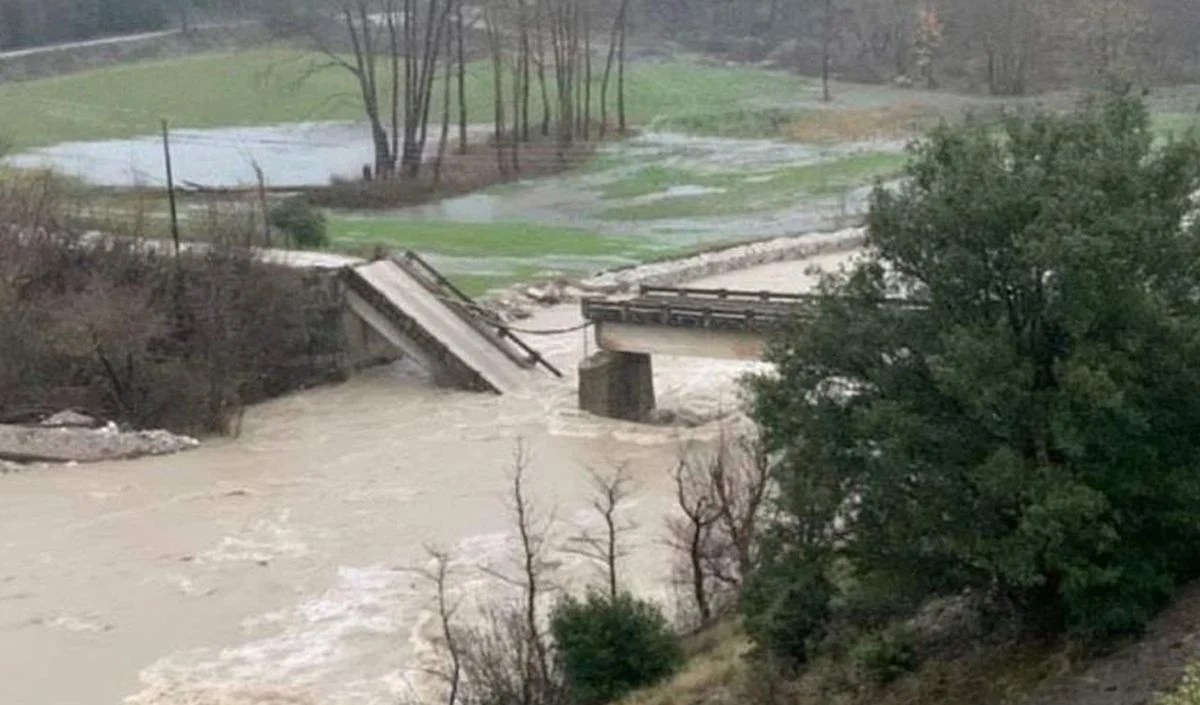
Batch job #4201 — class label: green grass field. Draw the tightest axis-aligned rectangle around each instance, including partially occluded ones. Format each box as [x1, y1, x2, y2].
[0, 49, 823, 149]
[327, 216, 658, 259]
[325, 216, 688, 295]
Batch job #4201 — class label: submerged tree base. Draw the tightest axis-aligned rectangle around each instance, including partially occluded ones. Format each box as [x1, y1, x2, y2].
[308, 138, 601, 210]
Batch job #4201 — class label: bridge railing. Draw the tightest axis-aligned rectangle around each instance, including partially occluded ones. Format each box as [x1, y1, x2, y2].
[581, 296, 808, 331]
[396, 251, 563, 378]
[637, 284, 826, 304]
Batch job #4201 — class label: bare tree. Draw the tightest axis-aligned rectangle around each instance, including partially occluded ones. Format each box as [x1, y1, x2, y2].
[669, 451, 723, 626]
[821, 0, 834, 101]
[414, 545, 464, 705]
[598, 0, 630, 137]
[668, 428, 774, 627]
[564, 464, 635, 597]
[483, 0, 510, 172]
[456, 0, 469, 153]
[473, 440, 557, 700]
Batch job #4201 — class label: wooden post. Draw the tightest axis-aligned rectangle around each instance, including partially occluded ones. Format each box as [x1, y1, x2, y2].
[161, 119, 181, 257]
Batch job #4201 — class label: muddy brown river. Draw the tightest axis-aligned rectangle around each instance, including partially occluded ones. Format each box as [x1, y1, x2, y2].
[0, 251, 860, 705]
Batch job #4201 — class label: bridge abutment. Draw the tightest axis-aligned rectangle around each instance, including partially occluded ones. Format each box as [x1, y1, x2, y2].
[578, 351, 655, 421]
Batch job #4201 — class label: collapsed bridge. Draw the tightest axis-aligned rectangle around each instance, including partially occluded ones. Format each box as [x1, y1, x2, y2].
[340, 252, 560, 394]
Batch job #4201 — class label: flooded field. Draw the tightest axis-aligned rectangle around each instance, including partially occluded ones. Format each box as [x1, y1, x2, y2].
[5, 120, 899, 294]
[331, 131, 901, 289]
[5, 122, 497, 188]
[0, 248, 862, 705]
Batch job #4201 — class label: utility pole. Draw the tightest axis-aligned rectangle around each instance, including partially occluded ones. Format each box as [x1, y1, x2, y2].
[161, 119, 181, 257]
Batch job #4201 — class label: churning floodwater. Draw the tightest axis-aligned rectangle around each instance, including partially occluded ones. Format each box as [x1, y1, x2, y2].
[0, 250, 861, 705]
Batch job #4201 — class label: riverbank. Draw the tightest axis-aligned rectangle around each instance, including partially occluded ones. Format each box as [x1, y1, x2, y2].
[0, 243, 862, 705]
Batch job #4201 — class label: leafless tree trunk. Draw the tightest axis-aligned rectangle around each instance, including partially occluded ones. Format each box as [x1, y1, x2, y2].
[616, 5, 627, 133]
[582, 5, 592, 141]
[516, 0, 533, 142]
[484, 3, 509, 173]
[565, 465, 634, 597]
[510, 442, 551, 687]
[822, 0, 833, 101]
[456, 0, 468, 153]
[434, 16, 454, 184]
[670, 455, 721, 625]
[668, 429, 773, 627]
[335, 3, 395, 177]
[536, 0, 552, 137]
[415, 546, 463, 705]
[598, 0, 629, 138]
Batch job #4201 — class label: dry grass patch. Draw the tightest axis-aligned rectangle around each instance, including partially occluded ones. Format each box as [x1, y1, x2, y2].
[781, 105, 938, 143]
[619, 622, 750, 705]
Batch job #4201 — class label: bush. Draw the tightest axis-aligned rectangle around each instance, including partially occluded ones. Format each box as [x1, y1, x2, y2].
[269, 197, 328, 249]
[849, 628, 919, 685]
[749, 90, 1200, 646]
[0, 183, 345, 435]
[740, 547, 833, 665]
[549, 591, 682, 705]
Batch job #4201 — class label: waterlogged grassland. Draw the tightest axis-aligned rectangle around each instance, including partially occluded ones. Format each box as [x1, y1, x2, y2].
[597, 151, 906, 221]
[327, 217, 658, 259]
[8, 48, 1195, 296]
[326, 216, 690, 294]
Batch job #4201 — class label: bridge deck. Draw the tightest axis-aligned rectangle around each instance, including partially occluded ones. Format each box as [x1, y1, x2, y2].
[582, 285, 822, 331]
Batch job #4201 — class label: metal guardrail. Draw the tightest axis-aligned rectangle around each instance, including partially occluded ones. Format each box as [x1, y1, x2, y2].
[637, 284, 826, 304]
[582, 296, 810, 331]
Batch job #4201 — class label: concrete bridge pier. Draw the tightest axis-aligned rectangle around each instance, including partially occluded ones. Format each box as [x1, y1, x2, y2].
[578, 351, 656, 421]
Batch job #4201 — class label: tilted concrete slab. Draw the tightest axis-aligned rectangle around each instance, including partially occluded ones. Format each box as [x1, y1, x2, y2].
[343, 259, 538, 394]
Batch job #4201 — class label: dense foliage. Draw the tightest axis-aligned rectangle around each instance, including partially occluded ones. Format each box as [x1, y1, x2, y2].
[270, 197, 329, 249]
[746, 90, 1200, 655]
[549, 591, 682, 705]
[0, 173, 343, 434]
[646, 0, 1200, 92]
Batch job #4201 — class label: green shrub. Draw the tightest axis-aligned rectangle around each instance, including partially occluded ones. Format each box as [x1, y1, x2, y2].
[740, 547, 833, 665]
[850, 628, 919, 685]
[549, 591, 682, 705]
[269, 197, 328, 249]
[1161, 662, 1200, 705]
[748, 90, 1200, 646]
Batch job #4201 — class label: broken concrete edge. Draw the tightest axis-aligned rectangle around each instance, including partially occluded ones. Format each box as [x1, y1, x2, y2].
[475, 226, 869, 320]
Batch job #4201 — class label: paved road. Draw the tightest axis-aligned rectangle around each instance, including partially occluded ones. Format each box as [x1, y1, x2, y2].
[0, 23, 233, 62]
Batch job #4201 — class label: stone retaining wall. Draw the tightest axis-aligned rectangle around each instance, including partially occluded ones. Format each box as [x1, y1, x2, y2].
[582, 227, 868, 292]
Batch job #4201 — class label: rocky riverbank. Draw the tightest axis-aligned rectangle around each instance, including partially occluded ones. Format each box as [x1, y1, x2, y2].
[0, 411, 199, 467]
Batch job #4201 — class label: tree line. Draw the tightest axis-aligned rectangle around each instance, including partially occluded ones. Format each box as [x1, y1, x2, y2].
[265, 0, 632, 182]
[647, 0, 1200, 94]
